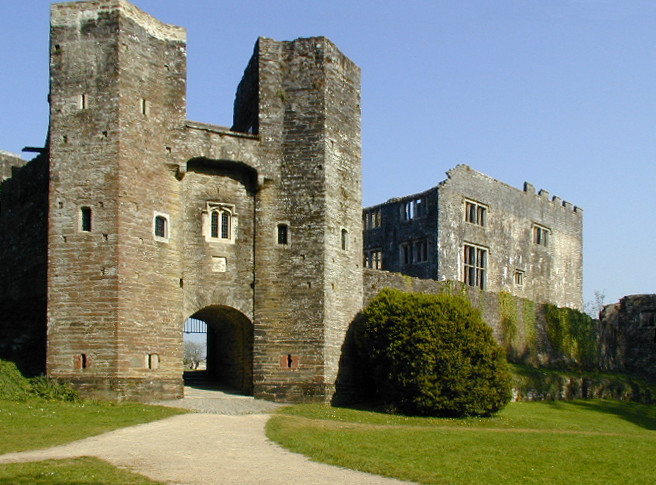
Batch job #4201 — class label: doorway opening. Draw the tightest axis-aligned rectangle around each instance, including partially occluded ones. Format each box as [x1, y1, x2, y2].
[182, 305, 253, 395]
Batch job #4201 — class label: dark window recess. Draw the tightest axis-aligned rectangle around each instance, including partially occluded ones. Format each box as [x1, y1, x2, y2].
[211, 211, 219, 238]
[155, 215, 167, 238]
[81, 206, 92, 232]
[277, 224, 288, 245]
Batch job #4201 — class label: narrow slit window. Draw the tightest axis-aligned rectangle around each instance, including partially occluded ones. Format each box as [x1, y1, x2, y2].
[341, 229, 349, 251]
[211, 211, 219, 238]
[80, 206, 92, 232]
[277, 224, 289, 245]
[79, 94, 88, 110]
[221, 212, 230, 239]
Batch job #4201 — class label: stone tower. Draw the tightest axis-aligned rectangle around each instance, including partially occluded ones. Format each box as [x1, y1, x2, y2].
[45, 0, 362, 401]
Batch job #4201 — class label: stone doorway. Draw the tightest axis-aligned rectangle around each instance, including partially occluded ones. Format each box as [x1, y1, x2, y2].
[183, 305, 253, 395]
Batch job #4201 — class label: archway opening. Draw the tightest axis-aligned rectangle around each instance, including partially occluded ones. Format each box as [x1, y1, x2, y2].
[182, 305, 253, 395]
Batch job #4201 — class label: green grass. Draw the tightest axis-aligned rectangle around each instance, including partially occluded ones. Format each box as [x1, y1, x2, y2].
[267, 401, 656, 484]
[0, 398, 187, 454]
[0, 457, 163, 484]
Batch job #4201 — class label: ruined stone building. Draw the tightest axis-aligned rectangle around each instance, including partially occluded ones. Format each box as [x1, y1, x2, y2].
[0, 0, 586, 403]
[363, 165, 583, 310]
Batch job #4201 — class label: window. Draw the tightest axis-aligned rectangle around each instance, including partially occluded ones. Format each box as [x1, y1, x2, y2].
[277, 224, 289, 245]
[400, 243, 411, 265]
[221, 211, 230, 239]
[414, 239, 428, 263]
[402, 201, 414, 221]
[140, 98, 149, 115]
[533, 225, 550, 246]
[153, 212, 170, 242]
[464, 244, 487, 289]
[465, 200, 487, 226]
[364, 209, 381, 230]
[80, 206, 92, 232]
[365, 250, 382, 269]
[415, 198, 426, 218]
[205, 203, 235, 242]
[79, 93, 88, 110]
[401, 198, 426, 221]
[146, 353, 159, 370]
[74, 353, 89, 370]
[514, 270, 525, 286]
[341, 228, 349, 251]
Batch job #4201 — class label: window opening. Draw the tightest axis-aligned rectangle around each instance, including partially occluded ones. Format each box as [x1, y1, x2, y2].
[277, 224, 289, 245]
[415, 240, 428, 263]
[79, 94, 87, 110]
[147, 353, 159, 370]
[221, 212, 230, 239]
[465, 200, 487, 226]
[154, 215, 168, 239]
[400, 243, 411, 265]
[341, 229, 349, 251]
[80, 206, 92, 232]
[211, 211, 219, 238]
[514, 270, 525, 286]
[533, 225, 550, 246]
[464, 244, 487, 289]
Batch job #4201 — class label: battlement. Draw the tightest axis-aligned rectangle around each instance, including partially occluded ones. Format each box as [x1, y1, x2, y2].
[51, 0, 186, 42]
[524, 181, 582, 214]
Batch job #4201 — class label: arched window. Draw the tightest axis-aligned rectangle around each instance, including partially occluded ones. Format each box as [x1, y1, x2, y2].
[80, 206, 92, 232]
[221, 211, 230, 239]
[204, 203, 236, 243]
[154, 213, 169, 242]
[341, 228, 349, 251]
[211, 211, 219, 238]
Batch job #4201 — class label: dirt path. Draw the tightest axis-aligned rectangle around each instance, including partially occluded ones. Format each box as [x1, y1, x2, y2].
[0, 388, 414, 485]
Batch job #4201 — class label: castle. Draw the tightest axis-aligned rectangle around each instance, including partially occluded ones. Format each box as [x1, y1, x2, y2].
[0, 0, 584, 402]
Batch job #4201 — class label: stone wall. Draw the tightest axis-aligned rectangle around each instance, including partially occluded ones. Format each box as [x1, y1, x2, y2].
[0, 151, 26, 183]
[363, 164, 583, 310]
[363, 268, 583, 368]
[599, 294, 656, 380]
[0, 154, 48, 376]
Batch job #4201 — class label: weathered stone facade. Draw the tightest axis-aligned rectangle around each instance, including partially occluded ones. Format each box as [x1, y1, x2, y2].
[599, 294, 656, 380]
[1, 0, 362, 402]
[363, 164, 583, 310]
[0, 150, 27, 183]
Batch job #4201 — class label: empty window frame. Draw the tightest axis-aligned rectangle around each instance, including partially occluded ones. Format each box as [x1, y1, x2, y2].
[464, 243, 487, 289]
[365, 250, 382, 269]
[414, 239, 428, 263]
[80, 206, 92, 232]
[277, 223, 289, 245]
[514, 270, 525, 286]
[364, 209, 382, 230]
[400, 243, 411, 265]
[401, 198, 426, 221]
[154, 213, 169, 241]
[341, 228, 349, 251]
[533, 224, 550, 246]
[465, 200, 487, 226]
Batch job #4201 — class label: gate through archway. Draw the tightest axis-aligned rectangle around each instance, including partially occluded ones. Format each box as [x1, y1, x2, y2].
[183, 305, 253, 395]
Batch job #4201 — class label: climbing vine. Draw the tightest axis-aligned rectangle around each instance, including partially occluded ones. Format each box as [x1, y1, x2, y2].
[498, 292, 519, 353]
[545, 304, 597, 370]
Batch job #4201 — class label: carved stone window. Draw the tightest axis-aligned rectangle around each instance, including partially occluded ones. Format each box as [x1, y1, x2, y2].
[203, 202, 236, 243]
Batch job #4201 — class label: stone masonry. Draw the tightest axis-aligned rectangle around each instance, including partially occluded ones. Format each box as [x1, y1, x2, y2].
[1, 0, 596, 403]
[363, 164, 583, 310]
[1, 0, 362, 402]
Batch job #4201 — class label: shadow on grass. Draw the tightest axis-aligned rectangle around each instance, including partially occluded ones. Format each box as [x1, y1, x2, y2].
[567, 399, 656, 431]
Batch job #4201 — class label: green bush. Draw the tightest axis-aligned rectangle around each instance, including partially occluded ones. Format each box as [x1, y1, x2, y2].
[0, 359, 79, 402]
[0, 359, 31, 401]
[29, 375, 79, 402]
[355, 288, 512, 417]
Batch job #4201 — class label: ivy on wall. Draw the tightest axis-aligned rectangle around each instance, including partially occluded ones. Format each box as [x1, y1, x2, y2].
[545, 304, 597, 370]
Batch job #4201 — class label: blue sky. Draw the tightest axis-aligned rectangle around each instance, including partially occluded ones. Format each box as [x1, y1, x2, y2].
[1, 0, 654, 308]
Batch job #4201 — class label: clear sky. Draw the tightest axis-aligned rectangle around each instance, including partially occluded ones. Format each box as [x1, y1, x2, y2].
[1, 0, 654, 309]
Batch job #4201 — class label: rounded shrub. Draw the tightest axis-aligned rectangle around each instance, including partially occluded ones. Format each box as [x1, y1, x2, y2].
[355, 288, 512, 417]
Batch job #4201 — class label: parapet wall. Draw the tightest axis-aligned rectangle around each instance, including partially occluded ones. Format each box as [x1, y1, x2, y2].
[0, 150, 26, 183]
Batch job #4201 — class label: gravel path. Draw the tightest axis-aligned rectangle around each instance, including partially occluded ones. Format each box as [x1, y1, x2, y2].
[0, 386, 414, 485]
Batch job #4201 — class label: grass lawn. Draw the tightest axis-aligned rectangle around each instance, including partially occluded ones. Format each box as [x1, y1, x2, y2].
[0, 457, 163, 485]
[266, 400, 656, 484]
[0, 398, 186, 454]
